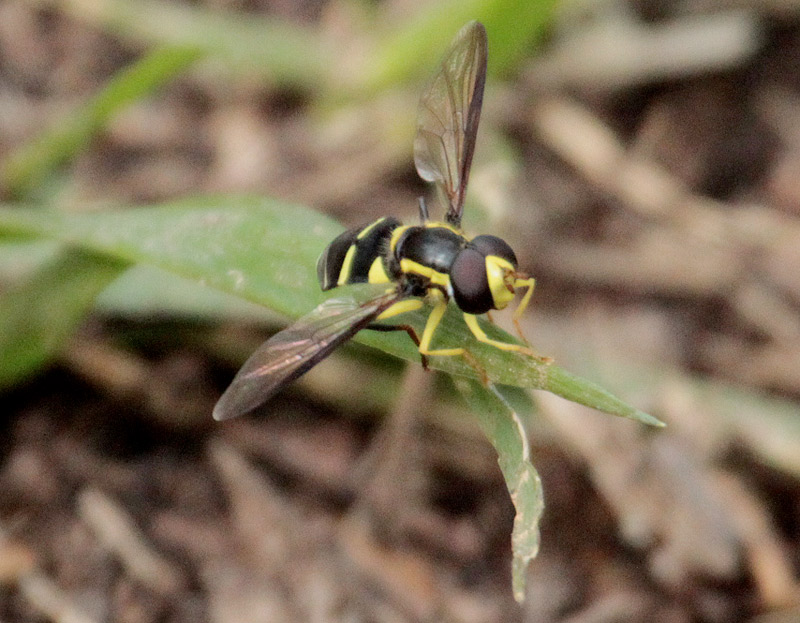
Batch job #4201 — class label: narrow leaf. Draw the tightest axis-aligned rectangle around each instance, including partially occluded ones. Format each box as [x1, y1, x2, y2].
[35, 0, 325, 87]
[0, 248, 125, 387]
[364, 0, 559, 91]
[0, 198, 661, 425]
[1, 45, 202, 198]
[96, 265, 275, 321]
[545, 365, 664, 428]
[455, 378, 544, 602]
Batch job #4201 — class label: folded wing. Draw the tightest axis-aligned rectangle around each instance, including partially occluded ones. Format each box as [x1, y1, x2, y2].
[213, 285, 402, 420]
[413, 20, 488, 228]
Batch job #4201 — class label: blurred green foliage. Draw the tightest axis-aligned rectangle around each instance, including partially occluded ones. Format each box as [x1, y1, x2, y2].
[1, 46, 203, 200]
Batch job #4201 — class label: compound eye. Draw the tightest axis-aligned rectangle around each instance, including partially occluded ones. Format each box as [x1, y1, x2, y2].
[451, 248, 494, 315]
[470, 235, 517, 267]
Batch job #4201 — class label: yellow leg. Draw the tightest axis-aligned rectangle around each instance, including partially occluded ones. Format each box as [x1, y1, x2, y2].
[376, 298, 424, 320]
[418, 298, 464, 357]
[463, 314, 536, 355]
[512, 276, 535, 346]
[418, 303, 488, 380]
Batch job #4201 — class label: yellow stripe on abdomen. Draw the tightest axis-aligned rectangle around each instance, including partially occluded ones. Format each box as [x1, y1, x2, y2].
[337, 245, 357, 286]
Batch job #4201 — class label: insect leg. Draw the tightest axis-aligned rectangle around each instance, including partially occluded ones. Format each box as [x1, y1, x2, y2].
[416, 297, 487, 380]
[376, 298, 424, 319]
[463, 313, 533, 353]
[512, 275, 535, 346]
[463, 312, 553, 363]
[367, 323, 429, 370]
[418, 299, 465, 357]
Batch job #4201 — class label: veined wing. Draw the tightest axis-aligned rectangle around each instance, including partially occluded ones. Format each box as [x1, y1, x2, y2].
[413, 21, 487, 228]
[213, 285, 403, 420]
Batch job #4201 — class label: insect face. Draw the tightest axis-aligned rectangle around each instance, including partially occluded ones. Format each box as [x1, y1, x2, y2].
[485, 255, 517, 310]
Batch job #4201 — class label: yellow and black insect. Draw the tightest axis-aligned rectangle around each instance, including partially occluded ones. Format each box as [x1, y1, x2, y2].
[213, 21, 539, 421]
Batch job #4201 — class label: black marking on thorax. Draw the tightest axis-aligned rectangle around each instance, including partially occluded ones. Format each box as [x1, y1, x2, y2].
[393, 225, 467, 275]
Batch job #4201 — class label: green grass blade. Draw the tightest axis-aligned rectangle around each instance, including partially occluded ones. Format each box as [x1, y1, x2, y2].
[1, 45, 203, 198]
[37, 0, 325, 86]
[480, 0, 561, 74]
[544, 365, 664, 427]
[363, 0, 560, 91]
[455, 378, 544, 602]
[96, 265, 275, 321]
[0, 198, 661, 426]
[0, 248, 125, 387]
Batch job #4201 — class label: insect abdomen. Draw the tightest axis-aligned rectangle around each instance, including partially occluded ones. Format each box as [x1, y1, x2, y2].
[316, 217, 402, 291]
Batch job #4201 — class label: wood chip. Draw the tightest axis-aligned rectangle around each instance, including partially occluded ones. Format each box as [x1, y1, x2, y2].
[77, 487, 187, 597]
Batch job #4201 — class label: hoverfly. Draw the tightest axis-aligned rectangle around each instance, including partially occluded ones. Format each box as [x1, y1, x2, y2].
[213, 21, 541, 421]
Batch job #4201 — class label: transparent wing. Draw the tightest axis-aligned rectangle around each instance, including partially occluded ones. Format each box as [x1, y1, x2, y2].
[213, 285, 403, 420]
[413, 20, 487, 228]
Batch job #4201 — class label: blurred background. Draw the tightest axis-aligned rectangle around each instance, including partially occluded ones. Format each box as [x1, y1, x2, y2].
[2, 0, 800, 621]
